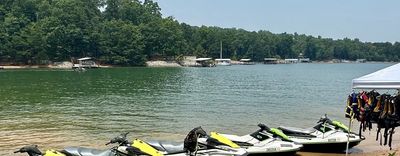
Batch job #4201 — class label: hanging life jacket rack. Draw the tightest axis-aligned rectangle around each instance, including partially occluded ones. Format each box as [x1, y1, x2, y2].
[345, 90, 400, 151]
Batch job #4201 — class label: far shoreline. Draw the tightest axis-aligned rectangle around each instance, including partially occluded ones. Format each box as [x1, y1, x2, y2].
[0, 61, 396, 70]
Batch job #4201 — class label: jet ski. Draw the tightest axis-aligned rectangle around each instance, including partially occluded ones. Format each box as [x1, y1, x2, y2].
[277, 114, 364, 152]
[147, 127, 248, 156]
[203, 124, 302, 156]
[14, 133, 147, 156]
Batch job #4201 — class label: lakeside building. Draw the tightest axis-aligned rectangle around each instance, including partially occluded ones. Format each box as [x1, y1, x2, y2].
[195, 58, 215, 67]
[264, 58, 278, 64]
[356, 59, 367, 63]
[284, 59, 299, 64]
[298, 53, 311, 63]
[299, 58, 311, 63]
[73, 57, 99, 68]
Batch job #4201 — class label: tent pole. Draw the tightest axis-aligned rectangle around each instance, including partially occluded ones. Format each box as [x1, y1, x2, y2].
[345, 112, 353, 156]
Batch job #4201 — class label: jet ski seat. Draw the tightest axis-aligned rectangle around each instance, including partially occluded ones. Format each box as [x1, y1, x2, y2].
[278, 126, 317, 137]
[147, 140, 185, 154]
[62, 147, 113, 156]
[232, 141, 253, 147]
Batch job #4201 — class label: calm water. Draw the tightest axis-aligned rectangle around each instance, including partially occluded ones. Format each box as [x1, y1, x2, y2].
[0, 63, 394, 155]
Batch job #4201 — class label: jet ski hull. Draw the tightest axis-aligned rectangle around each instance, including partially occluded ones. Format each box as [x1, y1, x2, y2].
[300, 140, 361, 152]
[248, 150, 297, 156]
[219, 132, 302, 156]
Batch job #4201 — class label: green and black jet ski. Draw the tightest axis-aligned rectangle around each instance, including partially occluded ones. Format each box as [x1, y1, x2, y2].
[146, 127, 248, 156]
[202, 124, 302, 156]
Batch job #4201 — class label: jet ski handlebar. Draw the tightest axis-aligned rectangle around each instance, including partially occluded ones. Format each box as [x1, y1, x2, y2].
[14, 145, 43, 156]
[317, 114, 333, 124]
[257, 123, 270, 131]
[105, 132, 130, 146]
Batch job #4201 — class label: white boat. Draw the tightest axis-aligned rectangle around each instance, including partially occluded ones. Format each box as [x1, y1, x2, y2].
[215, 41, 231, 66]
[215, 59, 231, 66]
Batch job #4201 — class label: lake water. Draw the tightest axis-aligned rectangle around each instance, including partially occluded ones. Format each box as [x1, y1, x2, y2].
[0, 63, 394, 155]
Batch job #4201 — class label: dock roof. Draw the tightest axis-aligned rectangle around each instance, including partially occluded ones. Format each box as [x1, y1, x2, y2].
[195, 58, 212, 61]
[215, 59, 231, 61]
[264, 58, 278, 61]
[77, 57, 93, 61]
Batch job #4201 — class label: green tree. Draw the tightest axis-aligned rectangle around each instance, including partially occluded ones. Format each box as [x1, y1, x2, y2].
[140, 17, 187, 60]
[276, 33, 295, 58]
[104, 0, 121, 20]
[98, 20, 145, 65]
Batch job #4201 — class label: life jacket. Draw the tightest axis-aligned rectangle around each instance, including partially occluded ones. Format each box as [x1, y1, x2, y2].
[359, 91, 378, 136]
[345, 92, 358, 118]
[365, 91, 379, 130]
[345, 95, 353, 118]
[373, 94, 397, 149]
[372, 95, 383, 117]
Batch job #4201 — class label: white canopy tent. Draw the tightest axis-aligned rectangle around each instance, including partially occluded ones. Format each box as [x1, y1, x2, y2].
[352, 63, 400, 89]
[346, 63, 400, 155]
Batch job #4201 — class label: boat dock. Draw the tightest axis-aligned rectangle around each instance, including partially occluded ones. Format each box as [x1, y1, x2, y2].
[73, 57, 99, 69]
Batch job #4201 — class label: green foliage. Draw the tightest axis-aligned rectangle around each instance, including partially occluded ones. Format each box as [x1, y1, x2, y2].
[98, 19, 145, 65]
[0, 0, 399, 66]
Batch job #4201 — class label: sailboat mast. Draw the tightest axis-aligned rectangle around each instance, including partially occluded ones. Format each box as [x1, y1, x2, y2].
[220, 41, 222, 59]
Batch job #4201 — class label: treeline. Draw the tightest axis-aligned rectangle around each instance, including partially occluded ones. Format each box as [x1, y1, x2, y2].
[1, 0, 399, 66]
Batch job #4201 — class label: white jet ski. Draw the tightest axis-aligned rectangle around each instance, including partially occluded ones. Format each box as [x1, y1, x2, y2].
[277, 115, 364, 152]
[201, 124, 302, 156]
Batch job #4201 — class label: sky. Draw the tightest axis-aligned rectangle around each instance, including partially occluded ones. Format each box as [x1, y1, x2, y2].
[153, 0, 400, 43]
